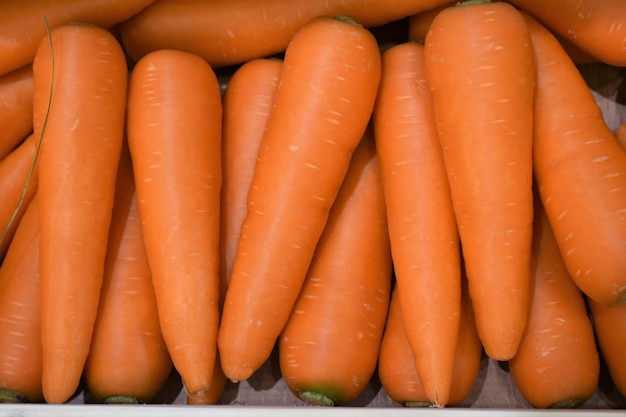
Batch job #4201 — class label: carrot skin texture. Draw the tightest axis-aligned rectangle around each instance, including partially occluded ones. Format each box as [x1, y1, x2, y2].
[0, 195, 41, 403]
[126, 49, 222, 404]
[373, 41, 461, 407]
[508, 198, 600, 409]
[525, 14, 626, 307]
[218, 15, 381, 382]
[32, 23, 128, 404]
[0, 0, 155, 76]
[84, 144, 172, 404]
[119, 0, 452, 68]
[0, 65, 33, 160]
[423, 1, 534, 361]
[278, 128, 392, 406]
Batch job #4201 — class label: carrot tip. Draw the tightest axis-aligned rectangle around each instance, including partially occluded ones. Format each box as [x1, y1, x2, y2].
[404, 400, 434, 407]
[103, 396, 141, 404]
[547, 398, 586, 409]
[0, 389, 27, 403]
[298, 391, 335, 406]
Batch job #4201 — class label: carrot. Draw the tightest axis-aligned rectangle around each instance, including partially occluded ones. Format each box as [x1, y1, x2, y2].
[0, 195, 41, 403]
[378, 270, 482, 408]
[0, 133, 38, 261]
[407, 2, 455, 44]
[507, 0, 626, 66]
[588, 297, 626, 398]
[524, 13, 626, 307]
[220, 57, 283, 302]
[126, 48, 222, 404]
[31, 23, 128, 404]
[119, 0, 454, 68]
[615, 121, 626, 151]
[372, 41, 461, 407]
[0, 0, 154, 77]
[278, 127, 392, 406]
[83, 143, 172, 404]
[0, 65, 33, 160]
[423, 0, 535, 361]
[217, 15, 381, 383]
[508, 195, 600, 409]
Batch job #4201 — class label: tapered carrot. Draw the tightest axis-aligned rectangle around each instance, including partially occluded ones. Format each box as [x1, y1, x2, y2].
[525, 13, 626, 307]
[31, 23, 128, 404]
[126, 48, 222, 404]
[423, 0, 535, 361]
[373, 41, 461, 407]
[218, 15, 381, 383]
[220, 57, 282, 300]
[83, 143, 172, 404]
[507, 0, 626, 66]
[0, 195, 41, 403]
[378, 271, 482, 408]
[278, 127, 392, 406]
[0, 0, 154, 76]
[119, 0, 453, 68]
[508, 196, 600, 409]
[0, 133, 38, 261]
[0, 65, 33, 160]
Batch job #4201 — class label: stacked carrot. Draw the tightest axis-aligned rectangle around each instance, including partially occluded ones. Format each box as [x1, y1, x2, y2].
[0, 0, 625, 410]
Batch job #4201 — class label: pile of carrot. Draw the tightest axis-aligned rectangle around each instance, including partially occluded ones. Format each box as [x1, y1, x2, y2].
[0, 0, 625, 410]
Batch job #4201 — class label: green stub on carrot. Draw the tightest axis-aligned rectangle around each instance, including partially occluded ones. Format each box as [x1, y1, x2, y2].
[0, 389, 27, 403]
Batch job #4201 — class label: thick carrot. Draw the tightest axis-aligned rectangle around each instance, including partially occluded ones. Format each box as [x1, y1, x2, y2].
[373, 41, 461, 407]
[83, 143, 172, 404]
[0, 195, 41, 403]
[588, 297, 626, 397]
[423, 0, 535, 361]
[119, 0, 453, 68]
[217, 15, 381, 383]
[126, 48, 222, 404]
[31, 23, 127, 404]
[378, 272, 482, 408]
[278, 127, 392, 406]
[0, 65, 33, 160]
[0, 0, 154, 76]
[507, 0, 626, 66]
[220, 57, 282, 301]
[508, 196, 600, 409]
[525, 13, 626, 307]
[0, 133, 38, 261]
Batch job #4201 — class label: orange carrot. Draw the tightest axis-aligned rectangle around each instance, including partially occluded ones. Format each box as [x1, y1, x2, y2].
[220, 57, 282, 301]
[378, 271, 482, 408]
[0, 133, 38, 261]
[507, 0, 626, 66]
[423, 0, 535, 361]
[32, 23, 128, 404]
[407, 2, 455, 44]
[278, 127, 392, 406]
[0, 65, 33, 160]
[373, 41, 461, 407]
[217, 15, 381, 383]
[525, 13, 626, 307]
[0, 0, 154, 76]
[616, 121, 626, 151]
[508, 195, 600, 409]
[0, 195, 41, 403]
[588, 297, 626, 398]
[119, 0, 453, 68]
[83, 143, 172, 404]
[126, 48, 222, 404]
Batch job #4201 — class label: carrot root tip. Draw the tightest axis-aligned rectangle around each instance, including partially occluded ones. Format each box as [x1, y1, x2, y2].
[547, 398, 586, 409]
[103, 395, 141, 404]
[298, 391, 335, 406]
[0, 389, 27, 403]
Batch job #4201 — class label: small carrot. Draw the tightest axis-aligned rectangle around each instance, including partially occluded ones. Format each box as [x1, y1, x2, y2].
[83, 143, 172, 404]
[507, 0, 626, 66]
[0, 0, 155, 76]
[0, 195, 41, 403]
[126, 48, 222, 405]
[508, 195, 600, 409]
[32, 23, 128, 404]
[217, 15, 381, 383]
[373, 41, 461, 407]
[278, 127, 392, 406]
[0, 65, 33, 161]
[423, 0, 535, 361]
[220, 57, 283, 301]
[524, 12, 626, 307]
